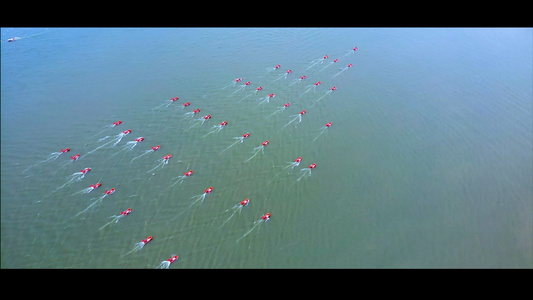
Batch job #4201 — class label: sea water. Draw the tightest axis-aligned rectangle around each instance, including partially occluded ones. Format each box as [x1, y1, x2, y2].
[1, 27, 531, 268]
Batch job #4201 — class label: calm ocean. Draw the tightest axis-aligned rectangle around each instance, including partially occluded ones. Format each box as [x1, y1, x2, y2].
[1, 27, 532, 268]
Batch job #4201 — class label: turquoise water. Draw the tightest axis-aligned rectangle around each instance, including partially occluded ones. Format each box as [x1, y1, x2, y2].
[1, 27, 532, 268]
